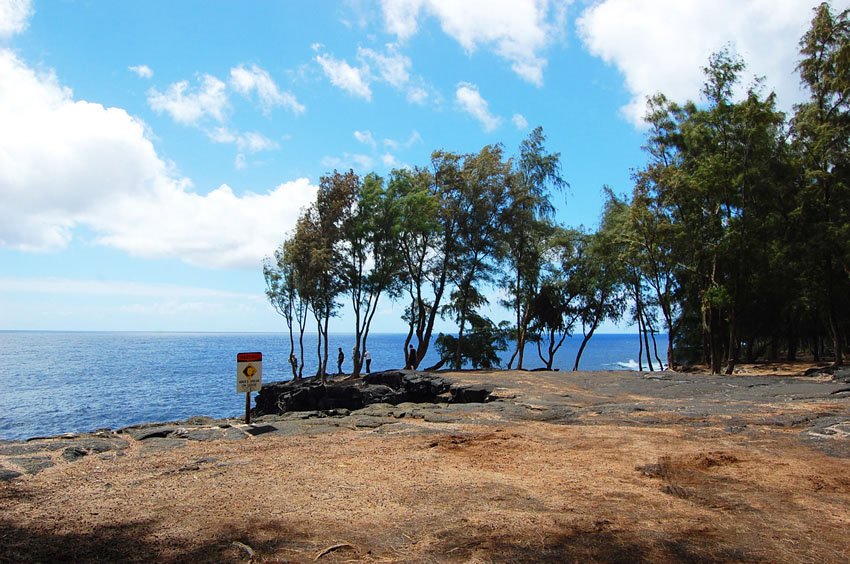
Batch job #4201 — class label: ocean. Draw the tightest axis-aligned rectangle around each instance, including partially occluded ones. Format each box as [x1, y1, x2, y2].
[0, 331, 667, 441]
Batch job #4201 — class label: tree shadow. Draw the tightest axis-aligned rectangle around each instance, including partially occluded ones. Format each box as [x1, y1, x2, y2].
[0, 517, 314, 563]
[426, 525, 754, 563]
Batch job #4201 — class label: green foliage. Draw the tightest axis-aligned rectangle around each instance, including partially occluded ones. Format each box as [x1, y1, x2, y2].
[500, 127, 565, 369]
[264, 4, 850, 372]
[791, 2, 850, 364]
[435, 314, 508, 369]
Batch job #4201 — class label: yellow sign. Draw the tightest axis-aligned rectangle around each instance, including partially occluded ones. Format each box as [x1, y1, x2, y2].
[236, 361, 262, 392]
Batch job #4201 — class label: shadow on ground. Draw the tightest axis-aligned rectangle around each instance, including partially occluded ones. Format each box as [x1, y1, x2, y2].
[0, 517, 315, 563]
[426, 525, 753, 563]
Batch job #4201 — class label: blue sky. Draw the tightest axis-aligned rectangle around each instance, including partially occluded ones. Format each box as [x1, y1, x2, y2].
[0, 0, 845, 333]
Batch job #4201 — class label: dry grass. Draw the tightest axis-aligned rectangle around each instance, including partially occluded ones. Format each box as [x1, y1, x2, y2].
[2, 365, 849, 562]
[2, 418, 849, 563]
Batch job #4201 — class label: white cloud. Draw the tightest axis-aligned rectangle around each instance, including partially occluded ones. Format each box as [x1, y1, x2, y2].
[383, 130, 422, 150]
[93, 180, 317, 268]
[321, 152, 375, 171]
[512, 113, 529, 130]
[128, 64, 153, 79]
[0, 49, 317, 268]
[238, 131, 278, 152]
[381, 0, 422, 39]
[229, 63, 305, 115]
[147, 74, 228, 125]
[455, 82, 500, 131]
[310, 42, 324, 52]
[381, 153, 405, 168]
[406, 130, 423, 146]
[207, 126, 236, 144]
[208, 127, 279, 153]
[353, 129, 377, 148]
[576, 0, 842, 126]
[381, 0, 565, 85]
[315, 53, 372, 100]
[0, 0, 32, 38]
[234, 153, 247, 170]
[406, 84, 428, 104]
[315, 44, 432, 103]
[358, 45, 410, 87]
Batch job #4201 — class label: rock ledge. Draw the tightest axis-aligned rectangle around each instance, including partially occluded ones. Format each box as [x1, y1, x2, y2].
[254, 370, 493, 416]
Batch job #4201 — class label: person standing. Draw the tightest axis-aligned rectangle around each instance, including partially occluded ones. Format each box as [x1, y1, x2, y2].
[337, 347, 345, 375]
[289, 352, 298, 379]
[407, 344, 417, 370]
[352, 346, 360, 373]
[363, 349, 371, 373]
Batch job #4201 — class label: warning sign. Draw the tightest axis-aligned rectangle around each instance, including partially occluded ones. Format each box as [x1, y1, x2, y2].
[236, 352, 263, 392]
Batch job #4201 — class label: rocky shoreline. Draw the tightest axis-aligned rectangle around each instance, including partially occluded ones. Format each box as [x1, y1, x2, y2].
[0, 370, 496, 482]
[3, 367, 849, 484]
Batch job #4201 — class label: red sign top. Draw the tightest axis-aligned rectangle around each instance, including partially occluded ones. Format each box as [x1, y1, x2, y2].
[237, 352, 262, 362]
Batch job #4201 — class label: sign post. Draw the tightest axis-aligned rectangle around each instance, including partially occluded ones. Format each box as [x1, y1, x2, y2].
[236, 352, 263, 424]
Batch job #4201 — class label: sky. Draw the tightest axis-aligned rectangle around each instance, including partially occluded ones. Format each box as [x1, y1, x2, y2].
[0, 0, 846, 333]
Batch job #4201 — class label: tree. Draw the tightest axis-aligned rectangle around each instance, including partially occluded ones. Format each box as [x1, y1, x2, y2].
[501, 127, 566, 369]
[263, 249, 295, 369]
[438, 145, 511, 369]
[389, 167, 445, 370]
[291, 171, 355, 382]
[263, 241, 309, 379]
[571, 195, 627, 371]
[340, 173, 403, 376]
[632, 48, 793, 373]
[632, 94, 686, 369]
[528, 228, 584, 370]
[792, 2, 850, 366]
[434, 313, 508, 369]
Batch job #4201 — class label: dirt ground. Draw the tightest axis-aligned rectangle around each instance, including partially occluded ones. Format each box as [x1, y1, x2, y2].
[2, 365, 849, 563]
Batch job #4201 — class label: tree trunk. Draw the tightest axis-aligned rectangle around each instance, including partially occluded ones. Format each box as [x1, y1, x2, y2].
[641, 310, 654, 372]
[516, 328, 526, 370]
[546, 328, 556, 369]
[315, 315, 324, 381]
[636, 287, 644, 371]
[573, 325, 597, 371]
[724, 310, 736, 375]
[768, 335, 779, 363]
[786, 326, 797, 362]
[650, 328, 663, 370]
[288, 305, 295, 373]
[321, 312, 330, 384]
[403, 296, 416, 367]
[513, 269, 524, 370]
[709, 307, 723, 375]
[506, 348, 518, 370]
[455, 316, 466, 370]
[297, 324, 305, 380]
[829, 311, 843, 367]
[454, 281, 470, 370]
[417, 259, 449, 368]
[637, 326, 644, 371]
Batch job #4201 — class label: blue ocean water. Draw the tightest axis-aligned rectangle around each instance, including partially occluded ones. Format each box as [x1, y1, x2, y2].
[0, 331, 667, 441]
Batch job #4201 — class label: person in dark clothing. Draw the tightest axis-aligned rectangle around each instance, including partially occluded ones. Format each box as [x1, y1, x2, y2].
[289, 352, 298, 378]
[363, 349, 371, 373]
[337, 347, 345, 375]
[407, 344, 417, 370]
